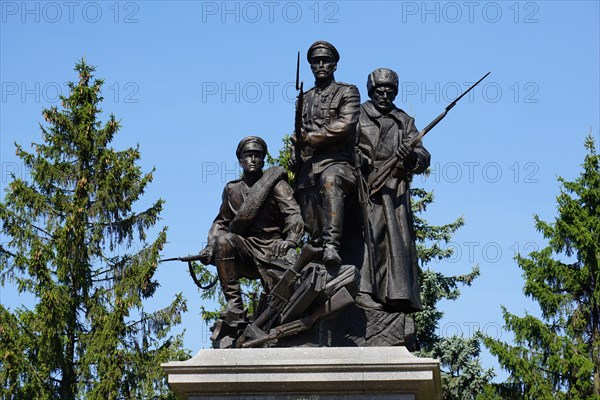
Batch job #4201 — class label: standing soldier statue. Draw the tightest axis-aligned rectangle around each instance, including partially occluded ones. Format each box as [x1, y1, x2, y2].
[355, 68, 489, 315]
[292, 41, 361, 268]
[356, 68, 431, 312]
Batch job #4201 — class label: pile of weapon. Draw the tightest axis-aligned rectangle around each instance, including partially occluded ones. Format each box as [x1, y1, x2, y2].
[238, 245, 355, 348]
[161, 245, 356, 348]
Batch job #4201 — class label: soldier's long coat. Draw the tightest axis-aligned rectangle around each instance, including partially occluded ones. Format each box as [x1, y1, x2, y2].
[357, 101, 431, 313]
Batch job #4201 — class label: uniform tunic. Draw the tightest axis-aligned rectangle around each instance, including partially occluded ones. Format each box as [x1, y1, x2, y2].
[207, 172, 303, 279]
[296, 80, 360, 189]
[293, 79, 361, 253]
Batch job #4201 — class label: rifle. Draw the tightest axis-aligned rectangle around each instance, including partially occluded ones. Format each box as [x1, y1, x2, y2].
[293, 51, 304, 176]
[368, 72, 491, 194]
[159, 254, 218, 290]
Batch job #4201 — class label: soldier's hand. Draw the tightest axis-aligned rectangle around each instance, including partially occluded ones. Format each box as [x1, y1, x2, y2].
[273, 240, 294, 258]
[302, 131, 319, 147]
[396, 141, 419, 170]
[301, 131, 310, 145]
[289, 149, 297, 171]
[396, 142, 414, 160]
[199, 245, 214, 265]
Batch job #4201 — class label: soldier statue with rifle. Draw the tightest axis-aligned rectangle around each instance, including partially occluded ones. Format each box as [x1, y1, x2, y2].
[356, 68, 490, 314]
[196, 136, 304, 347]
[355, 68, 431, 313]
[292, 41, 361, 268]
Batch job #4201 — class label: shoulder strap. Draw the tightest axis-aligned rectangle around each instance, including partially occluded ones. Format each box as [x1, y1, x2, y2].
[228, 166, 287, 235]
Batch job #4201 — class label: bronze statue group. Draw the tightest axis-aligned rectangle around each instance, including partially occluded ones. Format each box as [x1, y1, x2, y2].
[198, 41, 431, 349]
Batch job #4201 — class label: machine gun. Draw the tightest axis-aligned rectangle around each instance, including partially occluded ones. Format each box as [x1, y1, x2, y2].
[160, 254, 218, 290]
[369, 72, 491, 194]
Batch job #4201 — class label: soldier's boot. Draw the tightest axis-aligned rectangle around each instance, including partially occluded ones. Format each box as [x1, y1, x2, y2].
[215, 257, 244, 319]
[210, 258, 246, 345]
[322, 195, 344, 268]
[355, 292, 384, 310]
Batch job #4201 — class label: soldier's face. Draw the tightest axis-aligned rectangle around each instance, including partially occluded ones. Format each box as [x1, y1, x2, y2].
[310, 56, 337, 80]
[240, 149, 264, 174]
[371, 85, 397, 113]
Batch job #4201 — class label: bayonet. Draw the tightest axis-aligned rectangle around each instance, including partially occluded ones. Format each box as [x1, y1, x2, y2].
[293, 51, 304, 176]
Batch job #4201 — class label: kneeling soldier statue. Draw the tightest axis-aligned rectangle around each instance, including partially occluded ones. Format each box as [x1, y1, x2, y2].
[198, 136, 304, 348]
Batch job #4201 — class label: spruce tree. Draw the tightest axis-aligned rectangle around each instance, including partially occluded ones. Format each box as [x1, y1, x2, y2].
[0, 60, 188, 399]
[483, 134, 600, 399]
[411, 187, 494, 399]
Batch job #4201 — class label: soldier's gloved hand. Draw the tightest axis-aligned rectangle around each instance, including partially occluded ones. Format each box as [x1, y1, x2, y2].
[302, 131, 320, 148]
[396, 141, 419, 170]
[301, 131, 311, 146]
[199, 245, 214, 265]
[396, 141, 414, 160]
[273, 240, 295, 258]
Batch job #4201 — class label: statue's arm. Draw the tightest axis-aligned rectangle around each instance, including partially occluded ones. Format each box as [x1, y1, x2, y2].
[206, 185, 235, 246]
[273, 180, 304, 246]
[307, 85, 360, 148]
[401, 116, 431, 174]
[356, 106, 375, 173]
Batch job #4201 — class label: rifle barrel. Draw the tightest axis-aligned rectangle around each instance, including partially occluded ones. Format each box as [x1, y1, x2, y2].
[180, 254, 202, 262]
[159, 257, 180, 263]
[294, 51, 304, 176]
[446, 71, 491, 112]
[411, 110, 447, 146]
[412, 71, 490, 145]
[160, 254, 202, 263]
[295, 51, 301, 91]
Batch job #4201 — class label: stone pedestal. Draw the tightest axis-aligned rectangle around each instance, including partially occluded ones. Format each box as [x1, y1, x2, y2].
[162, 347, 441, 400]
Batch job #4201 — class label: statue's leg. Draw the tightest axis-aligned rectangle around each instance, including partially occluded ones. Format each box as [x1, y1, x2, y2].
[216, 259, 244, 312]
[356, 192, 384, 310]
[211, 233, 259, 347]
[213, 233, 246, 315]
[320, 165, 356, 267]
[321, 192, 344, 267]
[297, 187, 322, 247]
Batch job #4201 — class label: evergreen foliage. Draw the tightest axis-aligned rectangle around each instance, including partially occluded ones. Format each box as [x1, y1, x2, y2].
[0, 60, 188, 399]
[410, 186, 494, 399]
[483, 134, 600, 399]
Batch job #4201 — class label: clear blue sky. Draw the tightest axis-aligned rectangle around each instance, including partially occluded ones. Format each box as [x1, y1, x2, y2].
[1, 0, 599, 379]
